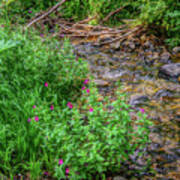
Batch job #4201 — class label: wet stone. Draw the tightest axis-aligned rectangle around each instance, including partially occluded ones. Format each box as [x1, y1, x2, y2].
[155, 167, 168, 175]
[110, 41, 121, 50]
[111, 57, 120, 61]
[90, 65, 110, 74]
[154, 89, 173, 99]
[160, 153, 178, 163]
[99, 37, 111, 43]
[129, 41, 135, 49]
[153, 52, 160, 60]
[102, 70, 129, 81]
[144, 58, 155, 66]
[175, 116, 180, 124]
[170, 148, 180, 157]
[172, 46, 180, 54]
[159, 63, 180, 82]
[144, 40, 152, 47]
[148, 143, 162, 151]
[129, 94, 149, 106]
[160, 52, 171, 63]
[157, 177, 174, 180]
[113, 176, 127, 180]
[93, 79, 109, 87]
[144, 40, 155, 50]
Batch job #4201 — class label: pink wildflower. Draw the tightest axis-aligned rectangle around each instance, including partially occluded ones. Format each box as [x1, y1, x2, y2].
[65, 168, 69, 174]
[33, 105, 36, 109]
[82, 86, 86, 90]
[44, 171, 49, 176]
[28, 10, 32, 13]
[34, 116, 39, 122]
[89, 108, 93, 112]
[67, 102, 73, 109]
[60, 34, 65, 38]
[44, 82, 48, 87]
[58, 159, 63, 165]
[86, 89, 90, 93]
[83, 79, 89, 84]
[27, 118, 31, 122]
[40, 34, 44, 37]
[50, 105, 54, 110]
[140, 108, 145, 113]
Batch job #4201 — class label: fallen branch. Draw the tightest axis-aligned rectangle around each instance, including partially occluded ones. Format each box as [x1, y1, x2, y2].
[61, 28, 125, 35]
[95, 26, 141, 46]
[25, 0, 67, 29]
[102, 6, 125, 23]
[71, 24, 115, 32]
[75, 15, 97, 24]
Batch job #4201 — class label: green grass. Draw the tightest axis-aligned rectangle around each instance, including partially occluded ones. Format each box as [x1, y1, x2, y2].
[0, 26, 152, 179]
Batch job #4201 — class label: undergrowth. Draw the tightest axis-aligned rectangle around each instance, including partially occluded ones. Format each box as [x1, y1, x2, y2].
[0, 26, 152, 179]
[1, 0, 179, 47]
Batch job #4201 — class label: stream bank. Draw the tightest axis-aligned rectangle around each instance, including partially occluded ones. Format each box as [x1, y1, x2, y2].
[70, 31, 180, 180]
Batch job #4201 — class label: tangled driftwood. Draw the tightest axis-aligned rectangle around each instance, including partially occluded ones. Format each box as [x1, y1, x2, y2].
[24, 0, 144, 46]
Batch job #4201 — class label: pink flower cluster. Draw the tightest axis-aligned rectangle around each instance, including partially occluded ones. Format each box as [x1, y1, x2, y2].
[44, 82, 48, 87]
[27, 116, 39, 123]
[89, 108, 93, 112]
[58, 159, 69, 175]
[82, 79, 90, 94]
[67, 102, 73, 109]
[83, 79, 89, 84]
[82, 79, 94, 112]
[50, 105, 54, 110]
[140, 108, 145, 113]
[28, 82, 55, 123]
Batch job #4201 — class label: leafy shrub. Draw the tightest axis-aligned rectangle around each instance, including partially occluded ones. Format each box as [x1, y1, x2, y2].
[139, 0, 180, 47]
[0, 27, 88, 178]
[0, 26, 152, 179]
[62, 0, 141, 23]
[1, 0, 179, 47]
[51, 84, 152, 179]
[0, 0, 141, 24]
[0, 0, 57, 24]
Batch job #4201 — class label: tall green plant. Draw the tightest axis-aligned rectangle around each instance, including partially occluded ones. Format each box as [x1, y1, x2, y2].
[0, 27, 88, 178]
[0, 26, 152, 179]
[139, 0, 180, 47]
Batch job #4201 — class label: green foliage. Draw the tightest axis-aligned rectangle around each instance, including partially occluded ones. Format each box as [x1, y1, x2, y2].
[0, 27, 152, 179]
[139, 0, 180, 47]
[1, 0, 179, 47]
[0, 0, 140, 23]
[62, 0, 141, 23]
[52, 85, 152, 179]
[0, 27, 88, 178]
[0, 0, 57, 24]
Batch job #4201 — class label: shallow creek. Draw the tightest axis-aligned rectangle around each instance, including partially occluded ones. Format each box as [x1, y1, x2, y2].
[71, 36, 180, 180]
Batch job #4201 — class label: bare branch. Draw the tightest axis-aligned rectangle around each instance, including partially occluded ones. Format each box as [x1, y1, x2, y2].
[102, 6, 125, 23]
[25, 0, 67, 29]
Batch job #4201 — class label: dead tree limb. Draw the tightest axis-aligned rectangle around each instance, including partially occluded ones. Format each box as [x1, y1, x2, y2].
[25, 0, 67, 29]
[102, 6, 125, 23]
[75, 15, 97, 24]
[95, 26, 141, 46]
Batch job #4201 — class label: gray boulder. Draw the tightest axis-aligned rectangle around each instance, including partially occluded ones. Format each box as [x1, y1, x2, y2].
[159, 63, 180, 82]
